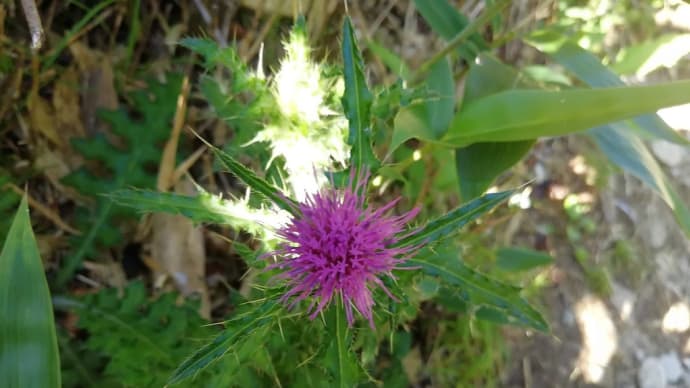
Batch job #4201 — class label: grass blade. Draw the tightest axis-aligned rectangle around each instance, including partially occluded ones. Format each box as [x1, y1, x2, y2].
[0, 196, 61, 387]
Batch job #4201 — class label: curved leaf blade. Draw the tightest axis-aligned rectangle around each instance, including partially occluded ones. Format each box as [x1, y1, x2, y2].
[526, 34, 689, 146]
[445, 80, 690, 146]
[0, 196, 61, 388]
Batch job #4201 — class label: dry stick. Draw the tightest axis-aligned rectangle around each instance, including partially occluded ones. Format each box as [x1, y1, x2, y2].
[6, 183, 80, 235]
[410, 0, 511, 84]
[157, 74, 191, 191]
[20, 0, 44, 50]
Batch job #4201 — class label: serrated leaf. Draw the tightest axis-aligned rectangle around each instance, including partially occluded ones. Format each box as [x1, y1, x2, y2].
[408, 254, 548, 331]
[341, 17, 379, 178]
[0, 196, 61, 388]
[496, 247, 553, 272]
[197, 137, 299, 217]
[393, 189, 514, 249]
[108, 189, 269, 236]
[169, 298, 282, 385]
[444, 79, 690, 146]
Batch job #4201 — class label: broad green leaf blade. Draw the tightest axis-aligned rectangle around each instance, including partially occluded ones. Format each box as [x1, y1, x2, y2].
[325, 301, 360, 388]
[496, 247, 554, 272]
[108, 189, 269, 236]
[393, 189, 514, 249]
[590, 125, 690, 234]
[455, 54, 537, 200]
[413, 0, 487, 61]
[388, 58, 454, 154]
[168, 299, 281, 385]
[445, 80, 690, 146]
[455, 141, 534, 200]
[0, 196, 61, 388]
[612, 33, 690, 78]
[408, 254, 548, 331]
[525, 35, 690, 236]
[197, 136, 299, 217]
[342, 17, 379, 177]
[425, 58, 455, 138]
[526, 34, 689, 146]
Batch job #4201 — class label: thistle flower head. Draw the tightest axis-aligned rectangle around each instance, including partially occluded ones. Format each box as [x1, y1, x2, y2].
[268, 171, 421, 328]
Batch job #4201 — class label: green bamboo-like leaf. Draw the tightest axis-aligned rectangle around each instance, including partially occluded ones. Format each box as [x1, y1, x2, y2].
[0, 196, 61, 388]
[342, 17, 379, 178]
[393, 189, 514, 249]
[525, 33, 689, 146]
[365, 40, 411, 81]
[325, 301, 360, 388]
[168, 298, 281, 385]
[413, 0, 487, 61]
[108, 189, 268, 236]
[455, 54, 537, 200]
[408, 254, 548, 331]
[444, 79, 690, 146]
[197, 136, 299, 216]
[389, 58, 454, 153]
[496, 247, 554, 272]
[525, 34, 690, 236]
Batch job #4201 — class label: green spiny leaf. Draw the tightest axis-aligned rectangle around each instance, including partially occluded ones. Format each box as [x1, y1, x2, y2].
[108, 189, 269, 237]
[342, 17, 379, 178]
[408, 252, 548, 331]
[197, 137, 299, 216]
[169, 298, 282, 385]
[0, 196, 61, 388]
[393, 189, 514, 249]
[325, 301, 361, 388]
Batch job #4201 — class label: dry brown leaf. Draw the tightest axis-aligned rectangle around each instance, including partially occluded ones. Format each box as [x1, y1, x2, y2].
[27, 91, 62, 146]
[53, 66, 86, 139]
[150, 177, 210, 318]
[82, 260, 128, 291]
[69, 41, 118, 136]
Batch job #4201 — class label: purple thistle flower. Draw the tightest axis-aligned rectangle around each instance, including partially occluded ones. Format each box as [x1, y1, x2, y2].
[267, 170, 421, 329]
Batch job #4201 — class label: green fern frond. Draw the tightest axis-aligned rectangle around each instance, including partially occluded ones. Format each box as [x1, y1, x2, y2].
[57, 75, 183, 287]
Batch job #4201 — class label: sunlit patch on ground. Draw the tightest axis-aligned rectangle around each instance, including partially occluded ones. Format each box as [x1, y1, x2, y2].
[573, 295, 618, 383]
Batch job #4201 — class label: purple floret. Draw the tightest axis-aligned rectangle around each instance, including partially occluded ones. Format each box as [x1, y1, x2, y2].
[267, 170, 421, 328]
